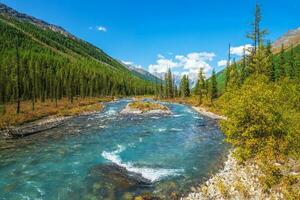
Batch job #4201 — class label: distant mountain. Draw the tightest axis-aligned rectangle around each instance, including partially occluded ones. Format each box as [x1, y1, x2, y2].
[273, 27, 300, 52]
[121, 62, 162, 82]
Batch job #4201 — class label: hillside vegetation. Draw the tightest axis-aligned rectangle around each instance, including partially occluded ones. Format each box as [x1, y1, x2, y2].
[215, 5, 300, 198]
[0, 4, 156, 118]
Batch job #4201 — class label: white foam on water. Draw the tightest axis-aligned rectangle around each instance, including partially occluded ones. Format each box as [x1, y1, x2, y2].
[173, 114, 183, 118]
[170, 128, 183, 131]
[101, 145, 184, 182]
[139, 137, 143, 142]
[105, 108, 117, 116]
[157, 128, 167, 132]
[151, 116, 160, 119]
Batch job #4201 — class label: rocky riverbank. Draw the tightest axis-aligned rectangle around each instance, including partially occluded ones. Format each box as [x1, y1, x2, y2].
[181, 106, 285, 200]
[182, 151, 284, 200]
[192, 106, 226, 120]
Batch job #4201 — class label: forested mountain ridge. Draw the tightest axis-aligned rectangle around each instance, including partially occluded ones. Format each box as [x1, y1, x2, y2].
[0, 3, 157, 111]
[0, 2, 148, 73]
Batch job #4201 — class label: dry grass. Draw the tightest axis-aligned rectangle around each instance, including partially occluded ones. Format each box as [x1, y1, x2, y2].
[128, 101, 168, 112]
[0, 97, 106, 129]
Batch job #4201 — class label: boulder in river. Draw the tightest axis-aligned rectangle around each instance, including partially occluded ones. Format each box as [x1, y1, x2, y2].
[88, 163, 153, 190]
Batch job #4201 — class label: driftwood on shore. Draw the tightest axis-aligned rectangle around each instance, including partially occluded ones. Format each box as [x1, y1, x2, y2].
[7, 120, 64, 138]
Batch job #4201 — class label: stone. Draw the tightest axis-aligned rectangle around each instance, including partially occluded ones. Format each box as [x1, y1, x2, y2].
[88, 163, 152, 190]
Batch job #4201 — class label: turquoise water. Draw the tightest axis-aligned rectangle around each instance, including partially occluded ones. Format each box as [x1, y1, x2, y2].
[0, 99, 228, 199]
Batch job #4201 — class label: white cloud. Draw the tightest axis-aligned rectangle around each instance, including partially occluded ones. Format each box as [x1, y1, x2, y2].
[148, 58, 179, 75]
[230, 44, 252, 56]
[97, 26, 107, 32]
[217, 59, 228, 67]
[148, 51, 215, 81]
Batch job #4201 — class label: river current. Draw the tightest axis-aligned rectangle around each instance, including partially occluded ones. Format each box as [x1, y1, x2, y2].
[0, 99, 228, 199]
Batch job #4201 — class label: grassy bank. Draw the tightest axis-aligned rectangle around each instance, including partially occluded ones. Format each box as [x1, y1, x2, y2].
[0, 97, 113, 129]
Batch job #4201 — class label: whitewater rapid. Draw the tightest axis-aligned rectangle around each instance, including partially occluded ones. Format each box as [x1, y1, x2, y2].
[101, 145, 184, 182]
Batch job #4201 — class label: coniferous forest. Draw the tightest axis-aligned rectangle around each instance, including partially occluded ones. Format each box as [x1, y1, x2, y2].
[0, 14, 156, 114]
[0, 2, 300, 199]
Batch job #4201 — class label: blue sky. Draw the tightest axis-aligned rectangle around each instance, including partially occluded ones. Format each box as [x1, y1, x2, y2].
[1, 0, 300, 79]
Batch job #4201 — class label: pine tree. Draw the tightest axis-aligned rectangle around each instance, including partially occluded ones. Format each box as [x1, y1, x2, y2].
[277, 44, 286, 79]
[180, 75, 190, 98]
[228, 59, 239, 88]
[224, 44, 231, 90]
[210, 69, 218, 101]
[266, 41, 276, 81]
[198, 68, 206, 104]
[240, 45, 247, 84]
[167, 68, 173, 98]
[288, 45, 296, 79]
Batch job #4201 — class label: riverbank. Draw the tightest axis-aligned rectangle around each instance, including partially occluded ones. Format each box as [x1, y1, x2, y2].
[0, 97, 115, 137]
[181, 151, 284, 200]
[178, 98, 296, 200]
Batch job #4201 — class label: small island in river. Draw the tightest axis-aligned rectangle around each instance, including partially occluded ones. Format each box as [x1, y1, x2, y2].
[120, 101, 172, 115]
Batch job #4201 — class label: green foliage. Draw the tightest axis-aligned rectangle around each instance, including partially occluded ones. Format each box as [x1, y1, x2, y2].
[180, 74, 190, 98]
[209, 69, 218, 100]
[196, 68, 206, 104]
[0, 15, 156, 110]
[218, 75, 300, 161]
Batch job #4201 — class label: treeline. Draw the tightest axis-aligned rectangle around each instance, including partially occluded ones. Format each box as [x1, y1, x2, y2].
[159, 68, 218, 104]
[217, 4, 300, 197]
[0, 16, 155, 113]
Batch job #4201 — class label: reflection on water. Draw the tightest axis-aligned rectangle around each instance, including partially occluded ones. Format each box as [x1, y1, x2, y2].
[0, 99, 228, 199]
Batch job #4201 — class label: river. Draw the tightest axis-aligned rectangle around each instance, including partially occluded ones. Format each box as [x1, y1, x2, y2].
[0, 99, 228, 199]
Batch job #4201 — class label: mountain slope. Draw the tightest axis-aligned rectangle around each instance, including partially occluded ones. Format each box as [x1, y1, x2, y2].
[273, 27, 300, 52]
[0, 3, 156, 104]
[0, 2, 158, 82]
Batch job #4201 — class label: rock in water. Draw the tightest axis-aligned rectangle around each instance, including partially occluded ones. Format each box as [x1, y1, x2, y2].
[88, 163, 152, 190]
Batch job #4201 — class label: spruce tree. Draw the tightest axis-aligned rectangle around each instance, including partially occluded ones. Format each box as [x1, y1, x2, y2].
[224, 43, 231, 90]
[210, 69, 218, 101]
[240, 45, 247, 84]
[229, 59, 239, 88]
[278, 44, 286, 79]
[198, 68, 206, 104]
[288, 45, 296, 79]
